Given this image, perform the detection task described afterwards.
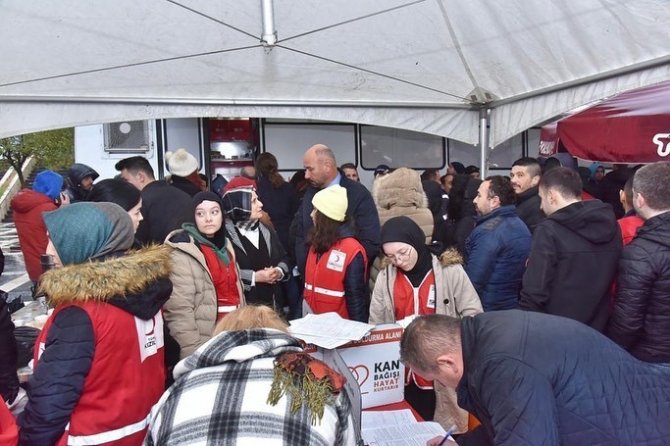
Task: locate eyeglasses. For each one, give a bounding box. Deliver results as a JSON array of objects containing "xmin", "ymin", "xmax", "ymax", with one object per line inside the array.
[{"xmin": 385, "ymin": 247, "xmax": 412, "ymax": 263}]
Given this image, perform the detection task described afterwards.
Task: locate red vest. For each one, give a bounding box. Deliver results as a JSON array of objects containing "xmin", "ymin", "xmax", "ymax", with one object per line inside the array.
[
  {"xmin": 200, "ymin": 245, "xmax": 241, "ymax": 320},
  {"xmin": 618, "ymin": 214, "xmax": 644, "ymax": 246},
  {"xmin": 35, "ymin": 302, "xmax": 166, "ymax": 446},
  {"xmin": 304, "ymin": 237, "xmax": 367, "ymax": 319},
  {"xmin": 393, "ymin": 271, "xmax": 436, "ymax": 389}
]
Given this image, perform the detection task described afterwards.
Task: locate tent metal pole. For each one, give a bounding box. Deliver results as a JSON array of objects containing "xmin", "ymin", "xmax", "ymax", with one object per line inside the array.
[
  {"xmin": 260, "ymin": 0, "xmax": 277, "ymax": 46},
  {"xmin": 479, "ymin": 107, "xmax": 489, "ymax": 178}
]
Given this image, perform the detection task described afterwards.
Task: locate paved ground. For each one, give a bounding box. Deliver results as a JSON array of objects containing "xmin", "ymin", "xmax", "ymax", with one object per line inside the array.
[{"xmin": 0, "ymin": 222, "xmax": 33, "ymax": 303}]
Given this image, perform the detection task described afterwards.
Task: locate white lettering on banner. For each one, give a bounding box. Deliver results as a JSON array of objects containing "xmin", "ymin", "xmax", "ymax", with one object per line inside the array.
[
  {"xmin": 653, "ymin": 133, "xmax": 670, "ymax": 157},
  {"xmin": 326, "ymin": 249, "xmax": 347, "ymax": 272},
  {"xmin": 135, "ymin": 314, "xmax": 164, "ymax": 363}
]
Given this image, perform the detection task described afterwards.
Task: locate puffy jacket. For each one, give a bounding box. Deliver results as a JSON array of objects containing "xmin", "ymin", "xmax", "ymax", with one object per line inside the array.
[
  {"xmin": 618, "ymin": 212, "xmax": 644, "ymax": 246},
  {"xmin": 18, "ymin": 245, "xmax": 172, "ymax": 446},
  {"xmin": 370, "ymin": 168, "xmax": 433, "ymax": 289},
  {"xmin": 515, "ymin": 186, "xmax": 545, "ymax": 233},
  {"xmin": 10, "ymin": 189, "xmax": 58, "ymax": 282},
  {"xmin": 370, "ymin": 249, "xmax": 482, "ymax": 432},
  {"xmin": 520, "ymin": 200, "xmax": 622, "ymax": 332},
  {"xmin": 164, "ymin": 230, "xmax": 245, "ymax": 358},
  {"xmin": 256, "ymin": 175, "xmax": 299, "ymax": 253},
  {"xmin": 607, "ymin": 211, "xmax": 670, "ymax": 362},
  {"xmin": 465, "ymin": 205, "xmax": 531, "ymax": 311},
  {"xmin": 0, "ymin": 299, "xmax": 18, "ymax": 405},
  {"xmin": 456, "ymin": 310, "xmax": 670, "ymax": 446},
  {"xmin": 63, "ymin": 163, "xmax": 99, "ymax": 202}
]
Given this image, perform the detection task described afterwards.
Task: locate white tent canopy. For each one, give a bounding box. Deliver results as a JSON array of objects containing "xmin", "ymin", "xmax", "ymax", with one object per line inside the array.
[{"xmin": 1, "ymin": 0, "xmax": 669, "ymax": 151}]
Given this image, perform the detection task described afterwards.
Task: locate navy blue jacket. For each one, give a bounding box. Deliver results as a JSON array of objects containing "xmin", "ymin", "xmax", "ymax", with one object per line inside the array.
[
  {"xmin": 464, "ymin": 206, "xmax": 531, "ymax": 311},
  {"xmin": 295, "ymin": 176, "xmax": 380, "ymax": 275},
  {"xmin": 456, "ymin": 310, "xmax": 670, "ymax": 446}
]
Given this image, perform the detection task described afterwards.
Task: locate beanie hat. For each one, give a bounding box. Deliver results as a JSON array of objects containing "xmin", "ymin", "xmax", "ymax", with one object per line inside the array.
[
  {"xmin": 222, "ymin": 187, "xmax": 254, "ymax": 223},
  {"xmin": 312, "ymin": 185, "xmax": 347, "ymax": 222},
  {"xmin": 33, "ymin": 170, "xmax": 64, "ymax": 200},
  {"xmin": 223, "ymin": 176, "xmax": 256, "ymax": 193},
  {"xmin": 42, "ymin": 202, "xmax": 134, "ymax": 266},
  {"xmin": 193, "ymin": 191, "xmax": 223, "ymax": 210},
  {"xmin": 165, "ymin": 148, "xmax": 199, "ymax": 177}
]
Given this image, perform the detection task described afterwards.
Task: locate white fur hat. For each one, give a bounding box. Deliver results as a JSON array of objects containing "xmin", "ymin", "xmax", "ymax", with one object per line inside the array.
[{"xmin": 165, "ymin": 148, "xmax": 199, "ymax": 177}]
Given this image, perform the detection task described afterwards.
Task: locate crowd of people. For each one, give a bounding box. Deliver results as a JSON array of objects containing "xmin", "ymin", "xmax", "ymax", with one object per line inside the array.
[{"xmin": 1, "ymin": 144, "xmax": 669, "ymax": 445}]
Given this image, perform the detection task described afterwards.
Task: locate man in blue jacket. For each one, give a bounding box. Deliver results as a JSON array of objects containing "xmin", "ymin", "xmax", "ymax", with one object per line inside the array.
[
  {"xmin": 465, "ymin": 176, "xmax": 531, "ymax": 311},
  {"xmin": 401, "ymin": 311, "xmax": 670, "ymax": 446}
]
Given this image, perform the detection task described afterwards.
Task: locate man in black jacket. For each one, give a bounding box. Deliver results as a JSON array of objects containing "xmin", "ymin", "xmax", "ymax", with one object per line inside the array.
[
  {"xmin": 607, "ymin": 162, "xmax": 670, "ymax": 362},
  {"xmin": 519, "ymin": 167, "xmax": 622, "ymax": 332},
  {"xmin": 401, "ymin": 311, "xmax": 670, "ymax": 446},
  {"xmin": 116, "ymin": 156, "xmax": 194, "ymax": 245},
  {"xmin": 510, "ymin": 157, "xmax": 544, "ymax": 233}
]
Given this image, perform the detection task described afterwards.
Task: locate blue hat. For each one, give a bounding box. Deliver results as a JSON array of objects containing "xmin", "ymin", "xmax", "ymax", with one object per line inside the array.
[{"xmin": 33, "ymin": 170, "xmax": 64, "ymax": 200}]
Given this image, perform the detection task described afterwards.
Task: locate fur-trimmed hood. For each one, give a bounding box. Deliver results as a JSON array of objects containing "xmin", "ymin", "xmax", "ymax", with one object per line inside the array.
[
  {"xmin": 379, "ymin": 247, "xmax": 463, "ymax": 269},
  {"xmin": 372, "ymin": 167, "xmax": 429, "ymax": 210},
  {"xmin": 40, "ymin": 245, "xmax": 173, "ymax": 313}
]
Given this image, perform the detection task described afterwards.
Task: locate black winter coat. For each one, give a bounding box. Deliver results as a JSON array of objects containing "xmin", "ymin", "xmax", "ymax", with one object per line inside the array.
[
  {"xmin": 456, "ymin": 310, "xmax": 670, "ymax": 446},
  {"xmin": 519, "ymin": 200, "xmax": 622, "ymax": 331},
  {"xmin": 256, "ymin": 175, "xmax": 298, "ymax": 253},
  {"xmin": 514, "ymin": 186, "xmax": 545, "ymax": 233},
  {"xmin": 607, "ymin": 211, "xmax": 670, "ymax": 362},
  {"xmin": 0, "ymin": 299, "xmax": 18, "ymax": 404}
]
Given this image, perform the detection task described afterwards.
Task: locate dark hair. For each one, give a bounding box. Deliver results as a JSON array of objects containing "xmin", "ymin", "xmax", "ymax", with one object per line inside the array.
[
  {"xmin": 465, "ymin": 165, "xmax": 480, "ymax": 175},
  {"xmin": 446, "ymin": 174, "xmax": 471, "ymax": 220},
  {"xmin": 114, "ymin": 156, "xmax": 155, "ymax": 179},
  {"xmin": 87, "ymin": 178, "xmax": 141, "ymax": 211},
  {"xmin": 622, "ymin": 175, "xmax": 634, "ymax": 205},
  {"xmin": 420, "ymin": 169, "xmax": 439, "ymax": 182},
  {"xmin": 512, "ymin": 157, "xmax": 542, "ymax": 178},
  {"xmin": 340, "ymin": 162, "xmax": 356, "ymax": 171},
  {"xmin": 256, "ymin": 152, "xmax": 284, "ymax": 189},
  {"xmin": 633, "ymin": 162, "xmax": 670, "ymax": 210},
  {"xmin": 289, "ymin": 169, "xmax": 309, "ymax": 194},
  {"xmin": 307, "ymin": 210, "xmax": 343, "ymax": 254},
  {"xmin": 485, "ymin": 175, "xmax": 516, "ymax": 206},
  {"xmin": 539, "ymin": 167, "xmax": 582, "ymax": 199}
]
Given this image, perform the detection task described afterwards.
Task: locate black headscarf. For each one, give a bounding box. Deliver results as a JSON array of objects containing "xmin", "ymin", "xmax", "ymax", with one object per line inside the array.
[
  {"xmin": 185, "ymin": 191, "xmax": 229, "ymax": 252},
  {"xmin": 381, "ymin": 216, "xmax": 433, "ymax": 287}
]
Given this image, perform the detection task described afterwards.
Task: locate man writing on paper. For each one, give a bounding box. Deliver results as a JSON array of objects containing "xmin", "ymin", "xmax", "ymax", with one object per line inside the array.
[{"xmin": 400, "ymin": 311, "xmax": 670, "ymax": 446}]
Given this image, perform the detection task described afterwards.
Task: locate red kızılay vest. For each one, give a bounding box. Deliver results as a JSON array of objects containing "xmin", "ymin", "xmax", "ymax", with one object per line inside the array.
[
  {"xmin": 304, "ymin": 237, "xmax": 367, "ymax": 320},
  {"xmin": 35, "ymin": 301, "xmax": 166, "ymax": 446},
  {"xmin": 200, "ymin": 244, "xmax": 241, "ymax": 320},
  {"xmin": 394, "ymin": 270, "xmax": 436, "ymax": 389}
]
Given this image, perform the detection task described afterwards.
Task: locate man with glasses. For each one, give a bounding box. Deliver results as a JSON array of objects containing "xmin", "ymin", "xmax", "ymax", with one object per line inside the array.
[{"xmin": 465, "ymin": 176, "xmax": 531, "ymax": 311}]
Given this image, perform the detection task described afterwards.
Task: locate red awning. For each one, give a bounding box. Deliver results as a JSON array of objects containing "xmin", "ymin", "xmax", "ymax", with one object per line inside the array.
[{"xmin": 556, "ymin": 80, "xmax": 670, "ymax": 163}]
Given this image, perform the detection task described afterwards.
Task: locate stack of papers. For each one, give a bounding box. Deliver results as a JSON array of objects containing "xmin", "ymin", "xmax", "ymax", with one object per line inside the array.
[
  {"xmin": 362, "ymin": 409, "xmax": 452, "ymax": 446},
  {"xmin": 288, "ymin": 312, "xmax": 374, "ymax": 348}
]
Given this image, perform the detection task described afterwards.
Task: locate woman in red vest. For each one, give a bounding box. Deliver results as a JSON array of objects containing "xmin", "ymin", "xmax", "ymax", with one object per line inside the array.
[
  {"xmin": 369, "ymin": 216, "xmax": 482, "ymax": 433},
  {"xmin": 18, "ymin": 202, "xmax": 171, "ymax": 445},
  {"xmin": 164, "ymin": 192, "xmax": 245, "ymax": 360},
  {"xmin": 303, "ymin": 185, "xmax": 369, "ymax": 322}
]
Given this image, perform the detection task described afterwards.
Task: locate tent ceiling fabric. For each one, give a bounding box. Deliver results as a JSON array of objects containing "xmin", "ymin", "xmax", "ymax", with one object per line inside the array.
[{"xmin": 1, "ymin": 0, "xmax": 669, "ymax": 146}]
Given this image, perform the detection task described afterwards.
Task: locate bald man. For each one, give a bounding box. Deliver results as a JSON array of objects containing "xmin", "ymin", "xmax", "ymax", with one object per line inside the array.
[{"xmin": 294, "ymin": 144, "xmax": 380, "ymax": 275}]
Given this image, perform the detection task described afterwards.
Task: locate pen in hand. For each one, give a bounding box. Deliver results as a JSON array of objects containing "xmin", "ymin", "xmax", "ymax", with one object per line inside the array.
[{"xmin": 436, "ymin": 424, "xmax": 457, "ymax": 446}]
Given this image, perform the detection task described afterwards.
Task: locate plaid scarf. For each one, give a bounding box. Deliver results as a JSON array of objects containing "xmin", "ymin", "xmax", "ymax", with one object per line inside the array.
[{"xmin": 146, "ymin": 329, "xmax": 357, "ymax": 446}]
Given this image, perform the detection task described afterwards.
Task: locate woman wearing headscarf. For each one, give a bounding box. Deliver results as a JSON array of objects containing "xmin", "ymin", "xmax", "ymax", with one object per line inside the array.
[
  {"xmin": 369, "ymin": 216, "xmax": 482, "ymax": 433},
  {"xmin": 303, "ymin": 186, "xmax": 369, "ymax": 322},
  {"xmin": 164, "ymin": 192, "xmax": 245, "ymax": 360},
  {"xmin": 17, "ymin": 202, "xmax": 172, "ymax": 446},
  {"xmin": 222, "ymin": 183, "xmax": 291, "ymax": 311},
  {"xmin": 145, "ymin": 306, "xmax": 357, "ymax": 445},
  {"xmin": 87, "ymin": 178, "xmax": 143, "ymax": 234}
]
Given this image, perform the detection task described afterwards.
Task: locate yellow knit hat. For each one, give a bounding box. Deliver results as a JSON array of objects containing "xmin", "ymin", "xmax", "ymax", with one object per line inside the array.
[{"xmin": 312, "ymin": 185, "xmax": 348, "ymax": 222}]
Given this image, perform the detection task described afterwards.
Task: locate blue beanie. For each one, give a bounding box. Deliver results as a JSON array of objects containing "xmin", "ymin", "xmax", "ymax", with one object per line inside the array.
[{"xmin": 33, "ymin": 170, "xmax": 64, "ymax": 200}]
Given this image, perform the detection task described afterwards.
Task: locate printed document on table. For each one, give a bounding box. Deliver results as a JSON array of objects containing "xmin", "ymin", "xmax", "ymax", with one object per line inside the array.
[
  {"xmin": 362, "ymin": 409, "xmax": 452, "ymax": 446},
  {"xmin": 288, "ymin": 312, "xmax": 374, "ymax": 348}
]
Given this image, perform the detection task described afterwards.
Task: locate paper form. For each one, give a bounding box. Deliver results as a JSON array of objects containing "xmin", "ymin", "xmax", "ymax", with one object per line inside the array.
[
  {"xmin": 362, "ymin": 409, "xmax": 452, "ymax": 446},
  {"xmin": 288, "ymin": 312, "xmax": 374, "ymax": 348}
]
